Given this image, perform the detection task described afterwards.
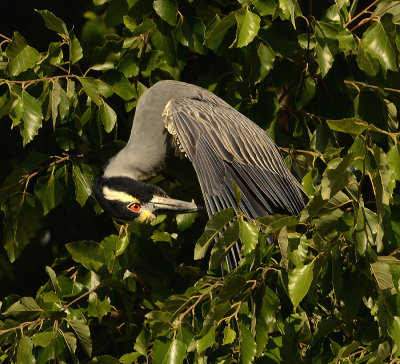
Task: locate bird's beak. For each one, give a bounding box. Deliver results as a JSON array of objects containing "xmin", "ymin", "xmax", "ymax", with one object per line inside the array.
[{"xmin": 149, "ymin": 195, "xmax": 203, "ymax": 213}]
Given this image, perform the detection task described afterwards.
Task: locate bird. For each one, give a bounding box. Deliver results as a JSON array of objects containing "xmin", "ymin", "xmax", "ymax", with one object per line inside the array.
[{"xmin": 93, "ymin": 80, "xmax": 308, "ymax": 270}]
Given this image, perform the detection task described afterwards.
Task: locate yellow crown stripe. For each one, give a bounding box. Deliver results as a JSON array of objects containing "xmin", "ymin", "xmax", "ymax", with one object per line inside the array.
[{"xmin": 103, "ymin": 186, "xmax": 140, "ymax": 204}]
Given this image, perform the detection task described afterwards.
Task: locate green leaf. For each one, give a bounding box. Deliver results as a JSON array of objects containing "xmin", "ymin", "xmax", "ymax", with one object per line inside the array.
[
  {"xmin": 34, "ymin": 174, "xmax": 64, "ymax": 215},
  {"xmin": 278, "ymin": 227, "xmax": 289, "ymax": 269},
  {"xmin": 356, "ymin": 38, "xmax": 380, "ymax": 76},
  {"xmin": 100, "ymin": 70, "xmax": 135, "ymax": 100},
  {"xmin": 5, "ymin": 32, "xmax": 40, "ymax": 76},
  {"xmin": 68, "ymin": 319, "xmax": 92, "ymax": 357},
  {"xmin": 120, "ymin": 352, "xmax": 142, "ymax": 364},
  {"xmin": 234, "ymin": 8, "xmax": 260, "ymax": 48},
  {"xmin": 61, "ymin": 331, "xmax": 77, "ymax": 355},
  {"xmin": 223, "ymin": 325, "xmax": 236, "ymax": 345},
  {"xmin": 45, "ymin": 266, "xmax": 61, "ymax": 295},
  {"xmin": 194, "ymin": 208, "xmax": 235, "ymax": 260},
  {"xmin": 1, "ymin": 193, "xmax": 42, "ymax": 262},
  {"xmin": 51, "ymin": 79, "xmax": 61, "ymax": 128},
  {"xmin": 239, "ymin": 220, "xmax": 259, "ymax": 255},
  {"xmin": 326, "ymin": 117, "xmax": 368, "ymax": 134},
  {"xmin": 204, "ymin": 13, "xmax": 236, "ymax": 50},
  {"xmin": 4, "ymin": 296, "xmax": 43, "ymax": 316},
  {"xmin": 176, "ymin": 212, "xmax": 197, "ymax": 231},
  {"xmin": 72, "ymin": 163, "xmax": 94, "ymax": 207},
  {"xmin": 9, "ymin": 95, "xmax": 23, "ymax": 126},
  {"xmin": 78, "ymin": 77, "xmax": 100, "ymax": 105},
  {"xmin": 134, "ymin": 328, "xmax": 150, "ymax": 356},
  {"xmin": 258, "ymin": 214, "xmax": 299, "ymax": 234},
  {"xmin": 314, "ymin": 21, "xmax": 355, "ymax": 77},
  {"xmin": 361, "ymin": 16, "xmax": 398, "ymax": 74},
  {"xmin": 371, "ymin": 262, "xmax": 396, "ymax": 295},
  {"xmin": 388, "ymin": 144, "xmax": 400, "ymax": 181},
  {"xmin": 152, "ymin": 337, "xmax": 187, "ymax": 364},
  {"xmin": 353, "ymin": 204, "xmax": 377, "ymax": 256},
  {"xmin": 321, "ymin": 154, "xmax": 355, "ymax": 200},
  {"xmin": 196, "ymin": 327, "xmax": 215, "ymax": 354},
  {"xmin": 153, "ymin": 0, "xmax": 178, "ymax": 26},
  {"xmin": 32, "ymin": 332, "xmax": 54, "ymax": 347},
  {"xmin": 219, "ymin": 273, "xmax": 246, "ymax": 301},
  {"xmin": 152, "ymin": 230, "xmax": 172, "ymax": 243},
  {"xmin": 368, "ymin": 145, "xmax": 392, "ymax": 251},
  {"xmin": 239, "ymin": 324, "xmax": 256, "ymax": 364},
  {"xmin": 87, "ymin": 293, "xmax": 112, "ymax": 321},
  {"xmin": 175, "ymin": 15, "xmax": 206, "ymax": 54},
  {"xmin": 69, "ymin": 29, "xmax": 83, "ymax": 64},
  {"xmin": 99, "ymin": 99, "xmax": 117, "ymax": 133},
  {"xmin": 115, "ymin": 231, "xmax": 130, "ymax": 256},
  {"xmin": 279, "ymin": 0, "xmax": 302, "ymax": 28},
  {"xmin": 387, "ymin": 316, "xmax": 400, "ymax": 357},
  {"xmin": 256, "ymin": 286, "xmax": 280, "ymax": 356},
  {"xmin": 210, "ymin": 220, "xmax": 239, "ymax": 269},
  {"xmin": 250, "ymin": 42, "xmax": 275, "ymax": 84},
  {"xmin": 253, "ymin": 0, "xmax": 278, "ymax": 16},
  {"xmin": 288, "ymin": 260, "xmax": 315, "ymax": 309},
  {"xmin": 66, "ymin": 240, "xmax": 105, "ymax": 272},
  {"xmin": 20, "ymin": 91, "xmax": 44, "ymax": 146},
  {"xmin": 35, "ymin": 9, "xmax": 68, "ymax": 38},
  {"xmin": 16, "ymin": 335, "xmax": 35, "ymax": 364}
]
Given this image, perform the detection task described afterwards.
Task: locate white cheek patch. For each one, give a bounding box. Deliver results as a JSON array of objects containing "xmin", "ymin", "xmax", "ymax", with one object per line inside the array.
[
  {"xmin": 136, "ymin": 210, "xmax": 156, "ymax": 223},
  {"xmin": 103, "ymin": 186, "xmax": 139, "ymax": 204}
]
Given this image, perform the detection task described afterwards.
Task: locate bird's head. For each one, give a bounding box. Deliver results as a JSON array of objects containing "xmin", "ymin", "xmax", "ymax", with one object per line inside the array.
[{"xmin": 93, "ymin": 175, "xmax": 201, "ymax": 223}]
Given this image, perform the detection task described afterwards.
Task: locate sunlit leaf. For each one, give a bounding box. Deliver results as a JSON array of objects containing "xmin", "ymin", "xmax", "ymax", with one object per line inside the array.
[
  {"xmin": 69, "ymin": 29, "xmax": 83, "ymax": 64},
  {"xmin": 361, "ymin": 15, "xmax": 398, "ymax": 74},
  {"xmin": 239, "ymin": 324, "xmax": 256, "ymax": 364},
  {"xmin": 34, "ymin": 174, "xmax": 64, "ymax": 215},
  {"xmin": 239, "ymin": 220, "xmax": 258, "ymax": 255},
  {"xmin": 5, "ymin": 32, "xmax": 40, "ymax": 76},
  {"xmin": 279, "ymin": 0, "xmax": 302, "ymax": 28},
  {"xmin": 288, "ymin": 260, "xmax": 315, "ymax": 309},
  {"xmin": 72, "ymin": 163, "xmax": 94, "ymax": 207},
  {"xmin": 99, "ymin": 99, "xmax": 117, "ymax": 133},
  {"xmin": 68, "ymin": 319, "xmax": 92, "ymax": 357},
  {"xmin": 152, "ymin": 337, "xmax": 187, "ymax": 364},
  {"xmin": 66, "ymin": 240, "xmax": 105, "ymax": 272},
  {"xmin": 20, "ymin": 91, "xmax": 44, "ymax": 146},
  {"xmin": 194, "ymin": 208, "xmax": 235, "ymax": 260},
  {"xmin": 36, "ymin": 9, "xmax": 68, "ymax": 38},
  {"xmin": 16, "ymin": 335, "xmax": 35, "ymax": 364},
  {"xmin": 234, "ymin": 8, "xmax": 260, "ymax": 48},
  {"xmin": 153, "ymin": 0, "xmax": 178, "ymax": 26},
  {"xmin": 78, "ymin": 77, "xmax": 100, "ymax": 105}
]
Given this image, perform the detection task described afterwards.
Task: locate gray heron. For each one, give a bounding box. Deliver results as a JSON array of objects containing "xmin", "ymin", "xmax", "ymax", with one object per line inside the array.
[{"xmin": 93, "ymin": 80, "xmax": 308, "ymax": 270}]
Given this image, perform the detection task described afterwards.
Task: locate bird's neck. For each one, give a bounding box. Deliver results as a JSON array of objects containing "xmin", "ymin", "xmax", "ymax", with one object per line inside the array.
[{"xmin": 103, "ymin": 135, "xmax": 169, "ymax": 181}]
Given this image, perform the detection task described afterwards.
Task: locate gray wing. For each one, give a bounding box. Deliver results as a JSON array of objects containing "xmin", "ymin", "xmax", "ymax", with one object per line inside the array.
[{"xmin": 163, "ymin": 95, "xmax": 308, "ymax": 221}]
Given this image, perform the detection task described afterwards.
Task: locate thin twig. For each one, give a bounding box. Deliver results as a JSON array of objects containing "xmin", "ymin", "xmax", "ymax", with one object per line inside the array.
[
  {"xmin": 344, "ymin": 80, "xmax": 400, "ymax": 94},
  {"xmin": 0, "ymin": 318, "xmax": 50, "ymax": 336},
  {"xmin": 346, "ymin": 0, "xmax": 380, "ymax": 26},
  {"xmin": 0, "ymin": 33, "xmax": 11, "ymax": 41},
  {"xmin": 62, "ymin": 286, "xmax": 98, "ymax": 311},
  {"xmin": 174, "ymin": 281, "xmax": 222, "ymax": 336},
  {"xmin": 0, "ymin": 74, "xmax": 78, "ymax": 89}
]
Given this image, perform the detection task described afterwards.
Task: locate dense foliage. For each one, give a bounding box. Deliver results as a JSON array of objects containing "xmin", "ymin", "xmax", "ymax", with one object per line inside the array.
[{"xmin": 1, "ymin": 0, "xmax": 400, "ymax": 362}]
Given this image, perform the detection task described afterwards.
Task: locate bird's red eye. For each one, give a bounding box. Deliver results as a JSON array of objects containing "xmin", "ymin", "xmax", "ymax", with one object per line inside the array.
[{"xmin": 129, "ymin": 203, "xmax": 141, "ymax": 212}]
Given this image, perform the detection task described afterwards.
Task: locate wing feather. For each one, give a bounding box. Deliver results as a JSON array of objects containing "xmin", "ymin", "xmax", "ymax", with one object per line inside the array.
[
  {"xmin": 162, "ymin": 94, "xmax": 308, "ymax": 269},
  {"xmin": 163, "ymin": 96, "xmax": 307, "ymax": 217}
]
